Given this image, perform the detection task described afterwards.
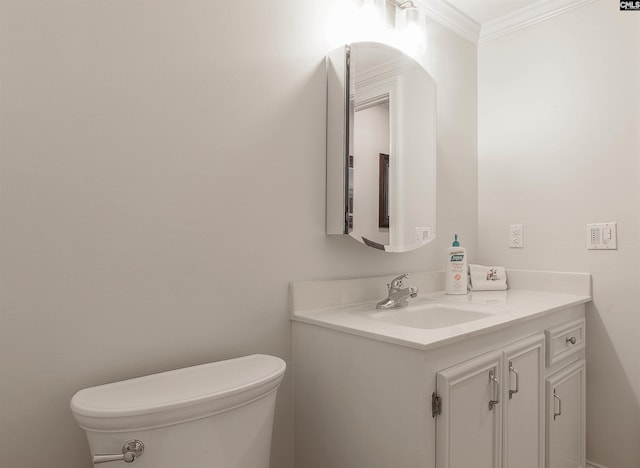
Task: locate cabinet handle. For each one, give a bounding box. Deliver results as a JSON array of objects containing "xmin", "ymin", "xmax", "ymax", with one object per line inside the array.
[
  {"xmin": 509, "ymin": 362, "xmax": 519, "ymax": 399},
  {"xmin": 566, "ymin": 336, "xmax": 577, "ymax": 345},
  {"xmin": 489, "ymin": 369, "xmax": 500, "ymax": 410},
  {"xmin": 553, "ymin": 390, "xmax": 562, "ymax": 420}
]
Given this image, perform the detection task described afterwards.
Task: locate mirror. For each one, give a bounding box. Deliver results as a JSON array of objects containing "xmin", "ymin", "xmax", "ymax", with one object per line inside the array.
[{"xmin": 326, "ymin": 42, "xmax": 437, "ymax": 252}]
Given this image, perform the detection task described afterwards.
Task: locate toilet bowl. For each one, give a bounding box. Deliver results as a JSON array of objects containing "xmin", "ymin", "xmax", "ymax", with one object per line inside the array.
[{"xmin": 70, "ymin": 354, "xmax": 286, "ymax": 467}]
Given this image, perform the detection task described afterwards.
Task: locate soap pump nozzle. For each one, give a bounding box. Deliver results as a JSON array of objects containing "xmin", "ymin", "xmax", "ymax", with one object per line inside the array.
[{"xmin": 452, "ymin": 234, "xmax": 460, "ymax": 247}]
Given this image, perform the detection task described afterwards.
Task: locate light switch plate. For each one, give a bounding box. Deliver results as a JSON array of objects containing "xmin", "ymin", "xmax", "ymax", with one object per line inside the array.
[{"xmin": 587, "ymin": 222, "xmax": 617, "ymax": 250}]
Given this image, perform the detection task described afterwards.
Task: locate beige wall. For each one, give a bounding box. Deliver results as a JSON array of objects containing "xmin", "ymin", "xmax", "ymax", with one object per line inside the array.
[
  {"xmin": 478, "ymin": 1, "xmax": 640, "ymax": 466},
  {"xmin": 0, "ymin": 1, "xmax": 477, "ymax": 467}
]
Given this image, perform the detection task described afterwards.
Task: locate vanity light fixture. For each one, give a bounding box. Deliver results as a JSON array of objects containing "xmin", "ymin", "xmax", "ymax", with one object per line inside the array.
[
  {"xmin": 399, "ymin": 1, "xmax": 420, "ymax": 28},
  {"xmin": 392, "ymin": 0, "xmax": 425, "ymax": 56},
  {"xmin": 397, "ymin": 1, "xmax": 417, "ymax": 9},
  {"xmin": 326, "ymin": 0, "xmax": 426, "ymax": 55},
  {"xmin": 326, "ymin": 0, "xmax": 392, "ymax": 47},
  {"xmin": 384, "ymin": 0, "xmax": 420, "ymax": 28},
  {"xmin": 359, "ymin": 0, "xmax": 387, "ymax": 31}
]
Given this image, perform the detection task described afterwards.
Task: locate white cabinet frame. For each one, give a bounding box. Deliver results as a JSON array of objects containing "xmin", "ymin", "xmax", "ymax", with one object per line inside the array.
[{"xmin": 545, "ymin": 359, "xmax": 586, "ymax": 468}]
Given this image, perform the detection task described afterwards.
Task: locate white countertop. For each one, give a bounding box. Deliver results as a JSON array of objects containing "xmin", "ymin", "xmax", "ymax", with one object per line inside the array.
[{"xmin": 291, "ymin": 289, "xmax": 591, "ymax": 351}]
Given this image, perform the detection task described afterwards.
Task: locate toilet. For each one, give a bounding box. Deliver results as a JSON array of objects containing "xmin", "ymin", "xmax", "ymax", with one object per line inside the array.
[{"xmin": 70, "ymin": 354, "xmax": 285, "ymax": 467}]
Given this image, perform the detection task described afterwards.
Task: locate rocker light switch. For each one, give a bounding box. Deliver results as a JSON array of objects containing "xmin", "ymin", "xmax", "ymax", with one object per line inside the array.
[{"xmin": 587, "ymin": 222, "xmax": 617, "ymax": 250}]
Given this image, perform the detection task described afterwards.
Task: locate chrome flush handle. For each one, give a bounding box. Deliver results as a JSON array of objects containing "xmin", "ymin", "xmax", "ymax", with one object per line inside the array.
[{"xmin": 93, "ymin": 440, "xmax": 144, "ymax": 464}]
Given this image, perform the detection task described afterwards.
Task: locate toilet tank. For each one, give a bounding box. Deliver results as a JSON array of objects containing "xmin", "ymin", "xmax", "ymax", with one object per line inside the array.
[{"xmin": 71, "ymin": 354, "xmax": 286, "ymax": 468}]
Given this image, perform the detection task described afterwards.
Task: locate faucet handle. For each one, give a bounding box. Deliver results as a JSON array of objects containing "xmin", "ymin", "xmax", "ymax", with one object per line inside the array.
[{"xmin": 390, "ymin": 273, "xmax": 409, "ymax": 290}]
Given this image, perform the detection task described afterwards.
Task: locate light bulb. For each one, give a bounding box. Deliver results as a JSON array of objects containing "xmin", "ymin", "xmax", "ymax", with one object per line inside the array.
[{"xmin": 397, "ymin": 5, "xmax": 425, "ymax": 57}]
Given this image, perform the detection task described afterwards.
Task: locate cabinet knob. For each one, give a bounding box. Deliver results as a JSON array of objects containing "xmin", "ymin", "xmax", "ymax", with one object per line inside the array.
[{"xmin": 566, "ymin": 336, "xmax": 577, "ymax": 345}]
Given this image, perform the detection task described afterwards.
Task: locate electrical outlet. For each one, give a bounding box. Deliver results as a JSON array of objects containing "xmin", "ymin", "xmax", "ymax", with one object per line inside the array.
[
  {"xmin": 510, "ymin": 224, "xmax": 523, "ymax": 248},
  {"xmin": 415, "ymin": 227, "xmax": 433, "ymax": 243}
]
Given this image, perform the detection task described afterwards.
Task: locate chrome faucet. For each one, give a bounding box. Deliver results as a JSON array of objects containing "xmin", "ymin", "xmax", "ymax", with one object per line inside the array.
[{"xmin": 376, "ymin": 273, "xmax": 418, "ymax": 309}]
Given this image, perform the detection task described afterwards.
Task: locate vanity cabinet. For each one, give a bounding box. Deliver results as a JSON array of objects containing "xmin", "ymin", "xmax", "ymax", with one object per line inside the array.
[
  {"xmin": 291, "ymin": 280, "xmax": 590, "ymax": 468},
  {"xmin": 545, "ymin": 318, "xmax": 586, "ymax": 468},
  {"xmin": 435, "ymin": 334, "xmax": 545, "ymax": 468},
  {"xmin": 545, "ymin": 359, "xmax": 586, "ymax": 468},
  {"xmin": 435, "ymin": 350, "xmax": 503, "ymax": 468}
]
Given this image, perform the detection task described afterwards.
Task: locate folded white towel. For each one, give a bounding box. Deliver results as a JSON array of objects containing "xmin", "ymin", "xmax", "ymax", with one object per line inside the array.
[{"xmin": 469, "ymin": 264, "xmax": 507, "ymax": 291}]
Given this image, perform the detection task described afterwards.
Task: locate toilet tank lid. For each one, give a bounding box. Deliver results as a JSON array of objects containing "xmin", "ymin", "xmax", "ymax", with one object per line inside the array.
[{"xmin": 70, "ymin": 354, "xmax": 286, "ymax": 423}]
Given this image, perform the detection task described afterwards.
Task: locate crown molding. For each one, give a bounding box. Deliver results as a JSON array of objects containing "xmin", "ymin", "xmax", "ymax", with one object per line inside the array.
[
  {"xmin": 413, "ymin": 0, "xmax": 597, "ymax": 46},
  {"xmin": 413, "ymin": 0, "xmax": 481, "ymax": 44},
  {"xmin": 478, "ymin": 0, "xmax": 598, "ymax": 44}
]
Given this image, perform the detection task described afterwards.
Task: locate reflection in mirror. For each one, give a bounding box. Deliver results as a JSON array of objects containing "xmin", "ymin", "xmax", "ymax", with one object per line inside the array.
[
  {"xmin": 326, "ymin": 42, "xmax": 437, "ymax": 252},
  {"xmin": 353, "ymin": 96, "xmax": 390, "ymax": 246}
]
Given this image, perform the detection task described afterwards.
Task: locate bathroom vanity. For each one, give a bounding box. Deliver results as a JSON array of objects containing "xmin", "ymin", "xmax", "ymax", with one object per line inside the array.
[{"xmin": 290, "ymin": 270, "xmax": 590, "ymax": 468}]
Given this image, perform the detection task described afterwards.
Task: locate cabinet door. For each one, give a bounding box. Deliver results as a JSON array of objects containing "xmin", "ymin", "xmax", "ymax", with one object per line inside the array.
[
  {"xmin": 502, "ymin": 334, "xmax": 545, "ymax": 468},
  {"xmin": 546, "ymin": 359, "xmax": 586, "ymax": 468},
  {"xmin": 436, "ymin": 350, "xmax": 503, "ymax": 468}
]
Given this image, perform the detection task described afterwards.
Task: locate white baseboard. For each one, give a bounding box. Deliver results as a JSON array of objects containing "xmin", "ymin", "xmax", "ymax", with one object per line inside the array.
[{"xmin": 587, "ymin": 461, "xmax": 608, "ymax": 468}]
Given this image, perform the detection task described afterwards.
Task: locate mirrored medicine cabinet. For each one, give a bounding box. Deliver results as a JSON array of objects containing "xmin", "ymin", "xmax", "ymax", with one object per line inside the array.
[{"xmin": 326, "ymin": 41, "xmax": 437, "ymax": 252}]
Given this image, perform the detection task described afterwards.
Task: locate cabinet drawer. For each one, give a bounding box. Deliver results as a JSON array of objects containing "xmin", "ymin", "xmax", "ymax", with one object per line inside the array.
[{"xmin": 545, "ymin": 318, "xmax": 585, "ymax": 367}]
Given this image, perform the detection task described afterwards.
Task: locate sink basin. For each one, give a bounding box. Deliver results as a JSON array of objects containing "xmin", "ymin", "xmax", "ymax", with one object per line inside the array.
[{"xmin": 368, "ymin": 302, "xmax": 500, "ymax": 329}]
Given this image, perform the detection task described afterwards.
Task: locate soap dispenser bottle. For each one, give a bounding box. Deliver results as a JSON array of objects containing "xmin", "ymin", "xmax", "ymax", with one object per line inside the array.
[{"xmin": 446, "ymin": 234, "xmax": 468, "ymax": 295}]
